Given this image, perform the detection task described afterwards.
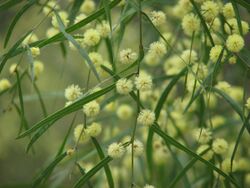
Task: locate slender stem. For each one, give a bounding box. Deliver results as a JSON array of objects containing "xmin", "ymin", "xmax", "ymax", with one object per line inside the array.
[{"xmin": 131, "ymin": 0, "xmax": 143, "ymax": 187}]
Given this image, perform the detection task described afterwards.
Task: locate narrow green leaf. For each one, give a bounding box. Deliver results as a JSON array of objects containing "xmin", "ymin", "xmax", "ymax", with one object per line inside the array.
[
  {"xmin": 230, "ymin": 113, "xmax": 250, "ymax": 172},
  {"xmin": 74, "ymin": 156, "xmax": 113, "ymax": 188},
  {"xmin": 16, "ymin": 70, "xmax": 28, "ymax": 133},
  {"xmin": 56, "ymin": 114, "xmax": 76, "ymax": 156},
  {"xmin": 91, "ymin": 137, "xmax": 114, "ymax": 188},
  {"xmin": 146, "ymin": 67, "xmax": 187, "ymax": 175},
  {"xmin": 102, "ymin": 0, "xmax": 112, "ymax": 31},
  {"xmin": 55, "ymin": 11, "xmax": 100, "ymax": 82},
  {"xmin": 0, "ymin": 0, "xmax": 22, "ymax": 11},
  {"xmin": 189, "ymin": 0, "xmax": 215, "ymax": 46},
  {"xmin": 0, "ymin": 30, "xmax": 32, "ymax": 73},
  {"xmin": 0, "ymin": 0, "xmax": 122, "ymax": 65},
  {"xmin": 32, "ymin": 152, "xmax": 67, "ymax": 188},
  {"xmin": 4, "ymin": 0, "xmax": 37, "ymax": 48},
  {"xmin": 235, "ymin": 0, "xmax": 250, "ymax": 10},
  {"xmin": 229, "ymin": 0, "xmax": 243, "ymax": 36},
  {"xmin": 68, "ymin": 0, "xmax": 84, "ymax": 25},
  {"xmin": 151, "ymin": 123, "xmax": 240, "ymax": 188},
  {"xmin": 169, "ymin": 148, "xmax": 210, "ymax": 188},
  {"xmin": 17, "ymin": 84, "xmax": 115, "ymax": 138}
]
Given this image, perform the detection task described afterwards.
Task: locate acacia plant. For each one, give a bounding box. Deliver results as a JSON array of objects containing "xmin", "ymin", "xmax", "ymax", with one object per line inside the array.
[{"xmin": 0, "ymin": 0, "xmax": 250, "ymax": 187}]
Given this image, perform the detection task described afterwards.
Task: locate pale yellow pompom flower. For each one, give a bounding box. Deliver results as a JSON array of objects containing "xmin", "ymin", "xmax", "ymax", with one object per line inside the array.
[
  {"xmin": 51, "ymin": 11, "xmax": 69, "ymax": 28},
  {"xmin": 0, "ymin": 79, "xmax": 11, "ymax": 91},
  {"xmin": 89, "ymin": 52, "xmax": 103, "ymax": 67},
  {"xmin": 83, "ymin": 100, "xmax": 100, "ymax": 117},
  {"xmin": 128, "ymin": 139, "xmax": 144, "ymax": 156},
  {"xmin": 46, "ymin": 27, "xmax": 59, "ymax": 38},
  {"xmin": 181, "ymin": 49, "xmax": 198, "ymax": 63},
  {"xmin": 96, "ymin": 20, "xmax": 110, "ymax": 38},
  {"xmin": 33, "ymin": 60, "xmax": 44, "ymax": 78},
  {"xmin": 149, "ymin": 10, "xmax": 166, "ymax": 27},
  {"xmin": 182, "ymin": 13, "xmax": 200, "ymax": 36},
  {"xmin": 209, "ymin": 45, "xmax": 227, "ymax": 63},
  {"xmin": 201, "ymin": 1, "xmax": 220, "ymax": 22},
  {"xmin": 86, "ymin": 122, "xmax": 102, "ymax": 137},
  {"xmin": 137, "ymin": 109, "xmax": 156, "ymax": 126},
  {"xmin": 215, "ymin": 81, "xmax": 231, "ymax": 93},
  {"xmin": 64, "ymin": 84, "xmax": 82, "ymax": 101},
  {"xmin": 224, "ymin": 18, "xmax": 249, "ymax": 35},
  {"xmin": 9, "ymin": 63, "xmax": 18, "ymax": 74},
  {"xmin": 226, "ymin": 34, "xmax": 244, "ymax": 53},
  {"xmin": 193, "ymin": 128, "xmax": 212, "ymax": 144},
  {"xmin": 116, "ymin": 104, "xmax": 133, "ymax": 120},
  {"xmin": 196, "ymin": 145, "xmax": 214, "ymax": 161},
  {"xmin": 245, "ymin": 98, "xmax": 250, "ymax": 110},
  {"xmin": 74, "ymin": 124, "xmax": 90, "ymax": 143},
  {"xmin": 107, "ymin": 142, "xmax": 125, "ymax": 158},
  {"xmin": 148, "ymin": 41, "xmax": 166, "ymax": 57},
  {"xmin": 119, "ymin": 48, "xmax": 138, "ymax": 64},
  {"xmin": 223, "ymin": 3, "xmax": 235, "ymax": 19},
  {"xmin": 83, "ymin": 29, "xmax": 100, "ymax": 46},
  {"xmin": 30, "ymin": 47, "xmax": 40, "ymax": 57},
  {"xmin": 80, "ymin": 0, "xmax": 96, "ymax": 14},
  {"xmin": 116, "ymin": 78, "xmax": 133, "ymax": 95},
  {"xmin": 212, "ymin": 138, "xmax": 228, "ymax": 155},
  {"xmin": 135, "ymin": 73, "xmax": 153, "ymax": 91}
]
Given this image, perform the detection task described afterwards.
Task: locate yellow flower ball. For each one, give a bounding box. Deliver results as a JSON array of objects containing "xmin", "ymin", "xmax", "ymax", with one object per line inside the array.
[{"xmin": 226, "ymin": 34, "xmax": 244, "ymax": 53}]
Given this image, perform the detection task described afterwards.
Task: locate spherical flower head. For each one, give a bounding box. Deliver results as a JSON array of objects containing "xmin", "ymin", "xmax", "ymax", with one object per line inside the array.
[
  {"xmin": 86, "ymin": 122, "xmax": 102, "ymax": 137},
  {"xmin": 80, "ymin": 0, "xmax": 96, "ymax": 14},
  {"xmin": 0, "ymin": 78, "xmax": 11, "ymax": 91},
  {"xmin": 224, "ymin": 19, "xmax": 249, "ymax": 36},
  {"xmin": 128, "ymin": 140, "xmax": 144, "ymax": 157},
  {"xmin": 181, "ymin": 49, "xmax": 198, "ymax": 63},
  {"xmin": 226, "ymin": 34, "xmax": 244, "ymax": 53},
  {"xmin": 193, "ymin": 128, "xmax": 212, "ymax": 144},
  {"xmin": 215, "ymin": 81, "xmax": 231, "ymax": 93},
  {"xmin": 65, "ymin": 84, "xmax": 82, "ymax": 101},
  {"xmin": 107, "ymin": 142, "xmax": 125, "ymax": 158},
  {"xmin": 116, "ymin": 104, "xmax": 133, "ymax": 120},
  {"xmin": 51, "ymin": 11, "xmax": 69, "ymax": 28},
  {"xmin": 209, "ymin": 45, "xmax": 227, "ymax": 63},
  {"xmin": 74, "ymin": 124, "xmax": 90, "ymax": 143},
  {"xmin": 135, "ymin": 73, "xmax": 153, "ymax": 91},
  {"xmin": 229, "ymin": 56, "xmax": 237, "ymax": 64},
  {"xmin": 22, "ymin": 33, "xmax": 38, "ymax": 46},
  {"xmin": 196, "ymin": 144, "xmax": 214, "ymax": 161},
  {"xmin": 137, "ymin": 109, "xmax": 155, "ymax": 126},
  {"xmin": 212, "ymin": 138, "xmax": 228, "ymax": 155},
  {"xmin": 66, "ymin": 148, "xmax": 75, "ymax": 156},
  {"xmin": 116, "ymin": 78, "xmax": 133, "ymax": 95},
  {"xmin": 201, "ymin": 1, "xmax": 220, "ymax": 22},
  {"xmin": 74, "ymin": 13, "xmax": 87, "ymax": 24},
  {"xmin": 144, "ymin": 184, "xmax": 155, "ymax": 188},
  {"xmin": 42, "ymin": 1, "xmax": 58, "ymax": 15},
  {"xmin": 223, "ymin": 3, "xmax": 235, "ymax": 19},
  {"xmin": 89, "ymin": 52, "xmax": 103, "ymax": 67},
  {"xmin": 182, "ymin": 13, "xmax": 200, "ymax": 36},
  {"xmin": 83, "ymin": 29, "xmax": 100, "ymax": 46},
  {"xmin": 149, "ymin": 10, "xmax": 166, "ymax": 27},
  {"xmin": 144, "ymin": 52, "xmax": 160, "ymax": 66},
  {"xmin": 46, "ymin": 27, "xmax": 59, "ymax": 38},
  {"xmin": 221, "ymin": 158, "xmax": 237, "ymax": 173},
  {"xmin": 83, "ymin": 100, "xmax": 100, "ymax": 117},
  {"xmin": 119, "ymin": 48, "xmax": 138, "ymax": 64},
  {"xmin": 210, "ymin": 18, "xmax": 221, "ymax": 32},
  {"xmin": 148, "ymin": 41, "xmax": 166, "ymax": 57},
  {"xmin": 96, "ymin": 20, "xmax": 110, "ymax": 38},
  {"xmin": 245, "ymin": 98, "xmax": 250, "ymax": 110},
  {"xmin": 33, "ymin": 60, "xmax": 44, "ymax": 78},
  {"xmin": 9, "ymin": 63, "xmax": 18, "ymax": 74},
  {"xmin": 30, "ymin": 47, "xmax": 40, "ymax": 57}
]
